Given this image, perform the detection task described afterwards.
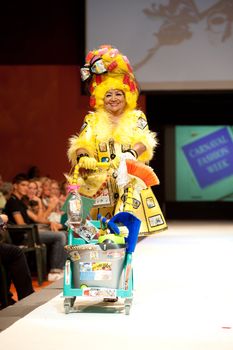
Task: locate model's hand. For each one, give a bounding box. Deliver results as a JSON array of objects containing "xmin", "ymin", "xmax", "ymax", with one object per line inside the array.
[{"xmin": 79, "ymin": 156, "xmax": 97, "ymax": 170}]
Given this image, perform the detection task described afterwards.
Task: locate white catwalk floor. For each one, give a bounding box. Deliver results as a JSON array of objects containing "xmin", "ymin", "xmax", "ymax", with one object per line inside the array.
[{"xmin": 1, "ymin": 220, "xmax": 233, "ymax": 349}]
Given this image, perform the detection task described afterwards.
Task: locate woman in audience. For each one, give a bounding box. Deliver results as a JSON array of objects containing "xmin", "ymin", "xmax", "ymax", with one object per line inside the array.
[
  {"xmin": 59, "ymin": 180, "xmax": 69, "ymax": 209},
  {"xmin": 35, "ymin": 178, "xmax": 43, "ymax": 198},
  {"xmin": 40, "ymin": 177, "xmax": 52, "ymax": 209},
  {"xmin": 27, "ymin": 179, "xmax": 39, "ymax": 200},
  {"xmin": 50, "ymin": 179, "xmax": 61, "ymax": 198},
  {"xmin": 40, "ymin": 178, "xmax": 64, "ymax": 224},
  {"xmin": 27, "ymin": 179, "xmax": 58, "ymax": 222},
  {"xmin": 0, "ymin": 182, "xmax": 13, "ymax": 212}
]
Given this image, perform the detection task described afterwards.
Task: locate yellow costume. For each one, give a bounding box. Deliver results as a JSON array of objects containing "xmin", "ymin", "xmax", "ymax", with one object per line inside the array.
[{"xmin": 67, "ymin": 45, "xmax": 167, "ymax": 235}]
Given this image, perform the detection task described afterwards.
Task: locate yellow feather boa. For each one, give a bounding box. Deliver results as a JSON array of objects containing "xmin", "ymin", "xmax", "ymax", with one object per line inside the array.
[{"xmin": 68, "ymin": 109, "xmax": 157, "ymax": 165}]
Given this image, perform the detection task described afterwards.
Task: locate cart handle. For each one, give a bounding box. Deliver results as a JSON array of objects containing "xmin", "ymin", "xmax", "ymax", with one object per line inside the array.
[
  {"xmin": 97, "ymin": 214, "xmax": 120, "ymax": 234},
  {"xmin": 71, "ymin": 162, "xmax": 110, "ymax": 186}
]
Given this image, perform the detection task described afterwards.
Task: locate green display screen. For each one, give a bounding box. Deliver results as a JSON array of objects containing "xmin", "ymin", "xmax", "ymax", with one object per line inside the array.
[{"xmin": 175, "ymin": 126, "xmax": 233, "ymax": 201}]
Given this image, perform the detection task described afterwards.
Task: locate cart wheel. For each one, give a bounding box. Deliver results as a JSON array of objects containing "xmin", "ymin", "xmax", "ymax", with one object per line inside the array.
[
  {"xmin": 64, "ymin": 305, "xmax": 70, "ymax": 314},
  {"xmin": 125, "ymin": 304, "xmax": 131, "ymax": 315},
  {"xmin": 64, "ymin": 297, "xmax": 76, "ymax": 314},
  {"xmin": 124, "ymin": 298, "xmax": 132, "ymax": 315}
]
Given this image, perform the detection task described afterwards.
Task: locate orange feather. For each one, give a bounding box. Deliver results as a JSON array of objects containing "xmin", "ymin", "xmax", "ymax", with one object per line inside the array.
[{"xmin": 126, "ymin": 159, "xmax": 160, "ymax": 187}]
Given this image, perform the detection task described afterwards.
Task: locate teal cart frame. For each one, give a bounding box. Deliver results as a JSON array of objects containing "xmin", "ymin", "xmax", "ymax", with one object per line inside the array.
[{"xmin": 63, "ymin": 212, "xmax": 141, "ymax": 315}]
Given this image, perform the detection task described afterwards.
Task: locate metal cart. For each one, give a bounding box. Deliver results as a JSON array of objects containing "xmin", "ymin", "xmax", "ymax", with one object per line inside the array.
[{"xmin": 63, "ymin": 211, "xmax": 141, "ymax": 315}]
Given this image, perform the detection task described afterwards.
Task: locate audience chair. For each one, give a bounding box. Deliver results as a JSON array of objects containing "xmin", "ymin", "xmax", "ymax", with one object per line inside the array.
[
  {"xmin": 7, "ymin": 224, "xmax": 47, "ymax": 285},
  {"xmin": 0, "ymin": 255, "xmax": 9, "ymax": 308}
]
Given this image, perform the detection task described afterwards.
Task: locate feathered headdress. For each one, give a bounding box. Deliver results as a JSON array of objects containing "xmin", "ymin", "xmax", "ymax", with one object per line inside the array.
[{"xmin": 81, "ymin": 45, "xmax": 139, "ymax": 110}]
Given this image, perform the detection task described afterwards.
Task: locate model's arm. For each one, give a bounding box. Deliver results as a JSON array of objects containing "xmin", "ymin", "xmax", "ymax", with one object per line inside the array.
[
  {"xmin": 133, "ymin": 142, "xmax": 147, "ymax": 157},
  {"xmin": 67, "ymin": 114, "xmax": 96, "ymax": 166}
]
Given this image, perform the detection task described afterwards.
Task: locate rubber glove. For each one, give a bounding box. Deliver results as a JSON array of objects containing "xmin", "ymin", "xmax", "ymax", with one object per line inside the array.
[
  {"xmin": 123, "ymin": 151, "xmax": 137, "ymax": 161},
  {"xmin": 111, "ymin": 150, "xmax": 136, "ymax": 170}
]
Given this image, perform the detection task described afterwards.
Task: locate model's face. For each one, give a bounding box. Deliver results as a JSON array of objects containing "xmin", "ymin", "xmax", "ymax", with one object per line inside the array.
[{"xmin": 104, "ymin": 89, "xmax": 126, "ymax": 116}]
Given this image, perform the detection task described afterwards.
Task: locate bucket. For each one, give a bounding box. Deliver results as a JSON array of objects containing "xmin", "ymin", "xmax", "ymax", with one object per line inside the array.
[{"xmin": 65, "ymin": 244, "xmax": 126, "ymax": 289}]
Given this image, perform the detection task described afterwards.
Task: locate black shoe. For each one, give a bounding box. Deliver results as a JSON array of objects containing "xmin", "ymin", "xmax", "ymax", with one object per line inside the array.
[{"xmin": 0, "ymin": 297, "xmax": 16, "ymax": 310}]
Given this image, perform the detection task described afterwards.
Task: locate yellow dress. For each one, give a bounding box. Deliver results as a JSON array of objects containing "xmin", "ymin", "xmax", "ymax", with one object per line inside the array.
[{"xmin": 68, "ymin": 109, "xmax": 167, "ymax": 235}]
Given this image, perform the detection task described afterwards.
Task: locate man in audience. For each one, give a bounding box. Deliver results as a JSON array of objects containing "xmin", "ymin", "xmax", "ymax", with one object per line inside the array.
[
  {"xmin": 4, "ymin": 174, "xmax": 67, "ymax": 281},
  {"xmin": 0, "ymin": 214, "xmax": 34, "ymax": 309}
]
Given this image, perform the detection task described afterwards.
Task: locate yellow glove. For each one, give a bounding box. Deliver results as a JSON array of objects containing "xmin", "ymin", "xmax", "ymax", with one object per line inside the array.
[{"xmin": 79, "ymin": 156, "xmax": 97, "ymax": 170}]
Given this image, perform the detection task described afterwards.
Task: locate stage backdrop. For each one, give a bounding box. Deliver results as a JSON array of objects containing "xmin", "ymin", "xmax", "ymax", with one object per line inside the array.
[
  {"xmin": 176, "ymin": 125, "xmax": 233, "ymax": 201},
  {"xmin": 86, "ymin": 0, "xmax": 233, "ymax": 91},
  {"xmin": 0, "ymin": 65, "xmax": 145, "ymax": 182}
]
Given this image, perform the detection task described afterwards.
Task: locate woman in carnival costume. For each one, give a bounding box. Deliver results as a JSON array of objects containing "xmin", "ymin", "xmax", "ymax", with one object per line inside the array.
[{"xmin": 67, "ymin": 45, "xmax": 167, "ymax": 235}]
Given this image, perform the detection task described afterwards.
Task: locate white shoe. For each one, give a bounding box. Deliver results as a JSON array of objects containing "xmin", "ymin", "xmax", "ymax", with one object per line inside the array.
[{"xmin": 48, "ymin": 271, "xmax": 64, "ymax": 282}]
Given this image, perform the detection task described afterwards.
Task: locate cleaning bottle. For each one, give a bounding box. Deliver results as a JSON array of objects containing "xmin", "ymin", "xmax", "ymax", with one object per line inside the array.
[
  {"xmin": 67, "ymin": 188, "xmax": 83, "ymax": 232},
  {"xmin": 67, "ymin": 164, "xmax": 83, "ymax": 232}
]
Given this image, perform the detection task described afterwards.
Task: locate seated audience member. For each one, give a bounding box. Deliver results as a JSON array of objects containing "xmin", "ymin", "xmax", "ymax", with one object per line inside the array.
[
  {"xmin": 50, "ymin": 179, "xmax": 61, "ymax": 198},
  {"xmin": 59, "ymin": 180, "xmax": 69, "ymax": 208},
  {"xmin": 27, "ymin": 179, "xmax": 39, "ymax": 201},
  {"xmin": 23, "ymin": 179, "xmax": 40, "ymax": 211},
  {"xmin": 40, "ymin": 177, "xmax": 63, "ymax": 224},
  {"xmin": 4, "ymin": 174, "xmax": 67, "ymax": 281},
  {"xmin": 27, "ymin": 179, "xmax": 59, "ymax": 221},
  {"xmin": 0, "ymin": 214, "xmax": 34, "ymax": 309},
  {"xmin": 40, "ymin": 176, "xmax": 52, "ymax": 209},
  {"xmin": 0, "ymin": 181, "xmax": 13, "ymax": 211},
  {"xmin": 35, "ymin": 178, "xmax": 43, "ymax": 198},
  {"xmin": 49, "ymin": 179, "xmax": 65, "ymax": 222}
]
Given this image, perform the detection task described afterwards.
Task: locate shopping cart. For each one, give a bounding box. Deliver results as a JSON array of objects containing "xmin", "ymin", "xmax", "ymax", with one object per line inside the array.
[{"xmin": 63, "ymin": 210, "xmax": 141, "ymax": 315}]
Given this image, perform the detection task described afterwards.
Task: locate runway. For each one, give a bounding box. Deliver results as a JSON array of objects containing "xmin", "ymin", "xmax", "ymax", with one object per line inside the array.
[{"xmin": 1, "ymin": 220, "xmax": 233, "ymax": 349}]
